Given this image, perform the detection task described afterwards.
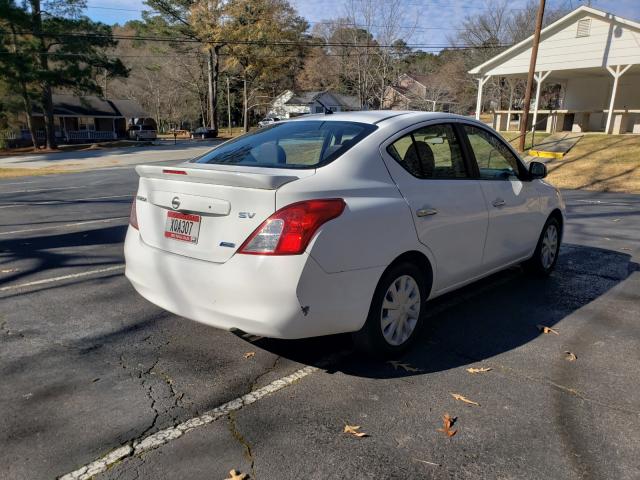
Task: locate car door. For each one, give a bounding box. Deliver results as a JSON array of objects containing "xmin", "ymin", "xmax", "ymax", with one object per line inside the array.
[
  {"xmin": 460, "ymin": 124, "xmax": 542, "ymax": 269},
  {"xmin": 380, "ymin": 122, "xmax": 489, "ymax": 292}
]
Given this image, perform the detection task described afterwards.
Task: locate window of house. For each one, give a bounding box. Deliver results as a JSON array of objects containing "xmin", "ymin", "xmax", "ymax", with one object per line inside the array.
[{"xmin": 387, "ymin": 124, "xmax": 469, "ymax": 179}]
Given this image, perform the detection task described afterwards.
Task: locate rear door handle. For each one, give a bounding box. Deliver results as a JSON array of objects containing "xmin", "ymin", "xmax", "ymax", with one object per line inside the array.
[
  {"xmin": 416, "ymin": 208, "xmax": 438, "ymax": 217},
  {"xmin": 492, "ymin": 198, "xmax": 506, "ymax": 208}
]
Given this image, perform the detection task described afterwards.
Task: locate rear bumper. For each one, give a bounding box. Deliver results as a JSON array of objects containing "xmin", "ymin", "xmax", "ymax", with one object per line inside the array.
[{"xmin": 124, "ymin": 228, "xmax": 383, "ymax": 339}]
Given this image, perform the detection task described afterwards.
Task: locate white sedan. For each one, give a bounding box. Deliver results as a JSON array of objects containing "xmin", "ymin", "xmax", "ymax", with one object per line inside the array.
[{"xmin": 125, "ymin": 111, "xmax": 564, "ymax": 356}]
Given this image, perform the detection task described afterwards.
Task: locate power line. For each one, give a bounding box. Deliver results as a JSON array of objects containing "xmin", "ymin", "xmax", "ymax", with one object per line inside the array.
[{"xmin": 4, "ymin": 30, "xmax": 513, "ymax": 49}]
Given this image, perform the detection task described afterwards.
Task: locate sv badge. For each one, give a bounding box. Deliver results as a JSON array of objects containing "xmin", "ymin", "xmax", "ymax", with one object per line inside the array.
[{"xmin": 238, "ymin": 212, "xmax": 256, "ymax": 219}]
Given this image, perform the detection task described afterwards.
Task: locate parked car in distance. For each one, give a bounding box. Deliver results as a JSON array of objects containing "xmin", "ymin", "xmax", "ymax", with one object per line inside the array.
[
  {"xmin": 191, "ymin": 127, "xmax": 217, "ymax": 139},
  {"xmin": 258, "ymin": 117, "xmax": 280, "ymax": 128},
  {"xmin": 125, "ymin": 111, "xmax": 565, "ymax": 357},
  {"xmin": 128, "ymin": 124, "xmax": 157, "ymax": 141}
]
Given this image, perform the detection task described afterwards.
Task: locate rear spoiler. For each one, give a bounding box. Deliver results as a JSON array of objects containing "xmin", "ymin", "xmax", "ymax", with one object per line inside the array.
[{"xmin": 135, "ymin": 164, "xmax": 307, "ymax": 190}]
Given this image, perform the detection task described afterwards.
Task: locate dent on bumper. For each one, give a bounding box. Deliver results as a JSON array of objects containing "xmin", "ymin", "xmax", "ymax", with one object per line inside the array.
[{"xmin": 124, "ymin": 229, "xmax": 383, "ymax": 339}]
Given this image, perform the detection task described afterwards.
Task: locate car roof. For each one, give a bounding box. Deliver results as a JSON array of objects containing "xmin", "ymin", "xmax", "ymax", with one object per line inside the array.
[{"xmin": 284, "ymin": 110, "xmax": 475, "ymax": 127}]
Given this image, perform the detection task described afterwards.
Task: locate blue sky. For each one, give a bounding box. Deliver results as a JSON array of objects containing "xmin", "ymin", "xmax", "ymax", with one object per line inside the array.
[{"xmin": 86, "ymin": 0, "xmax": 640, "ymax": 47}]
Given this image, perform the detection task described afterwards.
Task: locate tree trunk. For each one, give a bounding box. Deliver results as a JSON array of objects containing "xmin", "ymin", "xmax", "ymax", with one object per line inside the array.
[
  {"xmin": 243, "ymin": 75, "xmax": 248, "ymax": 133},
  {"xmin": 209, "ymin": 46, "xmax": 220, "ymax": 132},
  {"xmin": 9, "ymin": 24, "xmax": 38, "ymax": 148},
  {"xmin": 20, "ymin": 90, "xmax": 38, "ymax": 149},
  {"xmin": 30, "ymin": 0, "xmax": 56, "ymax": 149}
]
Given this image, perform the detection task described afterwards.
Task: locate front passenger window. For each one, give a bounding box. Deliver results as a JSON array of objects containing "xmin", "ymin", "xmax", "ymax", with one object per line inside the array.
[{"xmin": 463, "ymin": 125, "xmax": 521, "ymax": 180}]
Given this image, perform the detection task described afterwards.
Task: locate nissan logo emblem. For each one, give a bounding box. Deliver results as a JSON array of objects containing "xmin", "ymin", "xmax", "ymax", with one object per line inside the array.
[{"xmin": 171, "ymin": 196, "xmax": 180, "ymax": 210}]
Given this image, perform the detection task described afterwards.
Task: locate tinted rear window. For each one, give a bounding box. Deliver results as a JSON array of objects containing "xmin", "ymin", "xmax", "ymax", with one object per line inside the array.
[{"xmin": 192, "ymin": 121, "xmax": 376, "ymax": 169}]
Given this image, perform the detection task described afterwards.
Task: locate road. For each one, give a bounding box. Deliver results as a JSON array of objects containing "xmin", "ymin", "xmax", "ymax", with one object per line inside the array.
[
  {"xmin": 1, "ymin": 164, "xmax": 639, "ymax": 480},
  {"xmin": 0, "ymin": 140, "xmax": 217, "ymax": 170}
]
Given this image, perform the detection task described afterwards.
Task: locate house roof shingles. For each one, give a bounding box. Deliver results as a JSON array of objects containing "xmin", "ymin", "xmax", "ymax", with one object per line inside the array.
[{"xmin": 34, "ymin": 94, "xmax": 149, "ymax": 118}]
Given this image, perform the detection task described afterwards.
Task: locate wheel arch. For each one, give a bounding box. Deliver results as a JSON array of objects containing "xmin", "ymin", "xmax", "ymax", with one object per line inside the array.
[
  {"xmin": 549, "ymin": 208, "xmax": 564, "ymax": 240},
  {"xmin": 385, "ymin": 250, "xmax": 434, "ymax": 298}
]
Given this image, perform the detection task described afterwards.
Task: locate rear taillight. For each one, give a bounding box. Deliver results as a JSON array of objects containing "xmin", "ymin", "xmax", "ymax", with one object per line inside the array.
[
  {"xmin": 129, "ymin": 199, "xmax": 139, "ymax": 230},
  {"xmin": 238, "ymin": 199, "xmax": 346, "ymax": 255},
  {"xmin": 163, "ymin": 169, "xmax": 187, "ymax": 175}
]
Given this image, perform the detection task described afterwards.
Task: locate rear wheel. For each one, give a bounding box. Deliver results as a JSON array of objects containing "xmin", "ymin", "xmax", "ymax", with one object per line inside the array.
[
  {"xmin": 353, "ymin": 262, "xmax": 428, "ymax": 358},
  {"xmin": 525, "ymin": 216, "xmax": 561, "ymax": 275}
]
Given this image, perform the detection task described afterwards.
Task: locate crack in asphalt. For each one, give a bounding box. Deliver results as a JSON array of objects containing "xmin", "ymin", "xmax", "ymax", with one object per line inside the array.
[
  {"xmin": 449, "ymin": 347, "xmax": 640, "ymax": 417},
  {"xmin": 228, "ymin": 411, "xmax": 256, "ymax": 479}
]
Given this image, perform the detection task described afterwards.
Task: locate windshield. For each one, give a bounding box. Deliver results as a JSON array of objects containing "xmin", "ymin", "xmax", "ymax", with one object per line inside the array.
[{"xmin": 192, "ymin": 120, "xmax": 376, "ymax": 169}]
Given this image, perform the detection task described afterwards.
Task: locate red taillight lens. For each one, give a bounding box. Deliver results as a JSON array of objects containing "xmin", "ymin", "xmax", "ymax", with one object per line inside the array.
[
  {"xmin": 129, "ymin": 199, "xmax": 139, "ymax": 230},
  {"xmin": 163, "ymin": 169, "xmax": 187, "ymax": 175},
  {"xmin": 238, "ymin": 199, "xmax": 346, "ymax": 255}
]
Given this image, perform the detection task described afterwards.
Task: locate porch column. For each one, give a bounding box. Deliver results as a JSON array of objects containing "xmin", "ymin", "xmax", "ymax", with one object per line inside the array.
[
  {"xmin": 506, "ymin": 78, "xmax": 516, "ymax": 131},
  {"xmin": 475, "ymin": 75, "xmax": 490, "ymax": 120},
  {"xmin": 605, "ymin": 64, "xmax": 631, "ymax": 134},
  {"xmin": 532, "ymin": 71, "xmax": 551, "ymax": 132}
]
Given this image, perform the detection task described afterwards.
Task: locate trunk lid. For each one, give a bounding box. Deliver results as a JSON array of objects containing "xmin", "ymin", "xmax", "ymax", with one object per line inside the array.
[{"xmin": 134, "ymin": 164, "xmax": 313, "ymax": 263}]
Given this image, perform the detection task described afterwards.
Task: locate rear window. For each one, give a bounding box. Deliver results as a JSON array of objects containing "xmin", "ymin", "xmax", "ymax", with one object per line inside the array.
[{"xmin": 192, "ymin": 120, "xmax": 376, "ymax": 169}]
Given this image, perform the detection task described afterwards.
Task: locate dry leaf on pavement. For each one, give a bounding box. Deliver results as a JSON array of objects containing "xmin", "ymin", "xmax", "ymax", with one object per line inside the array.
[
  {"xmin": 225, "ymin": 469, "xmax": 248, "ymax": 480},
  {"xmin": 387, "ymin": 360, "xmax": 421, "ymax": 372},
  {"xmin": 243, "ymin": 351, "xmax": 256, "ymax": 359},
  {"xmin": 466, "ymin": 367, "xmax": 492, "ymax": 374},
  {"xmin": 437, "ymin": 413, "xmax": 457, "ymax": 437},
  {"xmin": 536, "ymin": 324, "xmax": 559, "ymax": 335},
  {"xmin": 564, "ymin": 351, "xmax": 578, "ymax": 361},
  {"xmin": 343, "ymin": 424, "xmax": 368, "ymax": 438},
  {"xmin": 450, "ymin": 393, "xmax": 480, "ymax": 406}
]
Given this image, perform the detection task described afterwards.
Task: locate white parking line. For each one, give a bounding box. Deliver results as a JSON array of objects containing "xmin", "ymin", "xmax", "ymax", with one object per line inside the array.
[
  {"xmin": 59, "ymin": 365, "xmax": 319, "ymax": 480},
  {"xmin": 0, "ymin": 265, "xmax": 125, "ymax": 292},
  {"xmin": 0, "ymin": 194, "xmax": 132, "ymax": 209},
  {"xmin": 0, "ymin": 217, "xmax": 128, "ymax": 236}
]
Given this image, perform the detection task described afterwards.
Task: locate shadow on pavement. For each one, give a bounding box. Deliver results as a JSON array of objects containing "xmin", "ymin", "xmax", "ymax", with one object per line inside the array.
[{"xmin": 248, "ymin": 243, "xmax": 637, "ymax": 378}]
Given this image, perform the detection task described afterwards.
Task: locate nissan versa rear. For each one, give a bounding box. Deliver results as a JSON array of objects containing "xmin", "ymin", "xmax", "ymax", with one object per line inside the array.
[{"xmin": 125, "ymin": 111, "xmax": 565, "ymax": 356}]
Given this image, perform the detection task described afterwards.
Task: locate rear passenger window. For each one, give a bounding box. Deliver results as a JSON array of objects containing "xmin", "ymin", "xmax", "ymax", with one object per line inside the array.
[{"xmin": 387, "ymin": 124, "xmax": 468, "ymax": 179}]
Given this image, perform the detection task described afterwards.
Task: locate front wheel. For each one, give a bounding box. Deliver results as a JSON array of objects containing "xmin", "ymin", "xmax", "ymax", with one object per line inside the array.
[
  {"xmin": 353, "ymin": 262, "xmax": 428, "ymax": 358},
  {"xmin": 525, "ymin": 216, "xmax": 561, "ymax": 275}
]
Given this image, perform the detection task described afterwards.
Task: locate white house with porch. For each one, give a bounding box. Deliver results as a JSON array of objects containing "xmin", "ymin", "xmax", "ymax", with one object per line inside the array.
[{"xmin": 469, "ymin": 6, "xmax": 640, "ymax": 135}]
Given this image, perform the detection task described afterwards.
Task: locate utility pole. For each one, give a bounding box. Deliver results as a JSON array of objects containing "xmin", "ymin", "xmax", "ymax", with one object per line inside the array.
[{"xmin": 518, "ymin": 0, "xmax": 546, "ymax": 153}]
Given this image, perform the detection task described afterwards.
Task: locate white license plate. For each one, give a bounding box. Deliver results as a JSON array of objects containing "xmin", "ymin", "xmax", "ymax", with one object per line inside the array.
[{"xmin": 164, "ymin": 211, "xmax": 201, "ymax": 244}]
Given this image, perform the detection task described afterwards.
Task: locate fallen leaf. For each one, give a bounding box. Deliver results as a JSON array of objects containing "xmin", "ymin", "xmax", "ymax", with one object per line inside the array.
[
  {"xmin": 243, "ymin": 351, "xmax": 255, "ymax": 359},
  {"xmin": 450, "ymin": 393, "xmax": 480, "ymax": 406},
  {"xmin": 565, "ymin": 351, "xmax": 577, "ymax": 361},
  {"xmin": 537, "ymin": 324, "xmax": 559, "ymax": 335},
  {"xmin": 225, "ymin": 469, "xmax": 248, "ymax": 480},
  {"xmin": 343, "ymin": 424, "xmax": 368, "ymax": 438},
  {"xmin": 466, "ymin": 367, "xmax": 492, "ymax": 374},
  {"xmin": 387, "ymin": 360, "xmax": 421, "ymax": 372},
  {"xmin": 436, "ymin": 413, "xmax": 457, "ymax": 437},
  {"xmin": 0, "ymin": 268, "xmax": 18, "ymax": 274}
]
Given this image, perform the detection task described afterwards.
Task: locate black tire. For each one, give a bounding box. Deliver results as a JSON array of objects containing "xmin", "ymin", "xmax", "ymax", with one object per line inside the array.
[
  {"xmin": 524, "ymin": 216, "xmax": 561, "ymax": 276},
  {"xmin": 352, "ymin": 262, "xmax": 428, "ymax": 358}
]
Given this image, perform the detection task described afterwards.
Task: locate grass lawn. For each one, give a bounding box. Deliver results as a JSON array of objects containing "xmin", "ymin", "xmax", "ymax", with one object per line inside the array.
[
  {"xmin": 500, "ymin": 131, "xmax": 552, "ymax": 151},
  {"xmin": 543, "ymin": 134, "xmax": 640, "ymax": 193},
  {"xmin": 0, "ymin": 166, "xmax": 84, "ymax": 178}
]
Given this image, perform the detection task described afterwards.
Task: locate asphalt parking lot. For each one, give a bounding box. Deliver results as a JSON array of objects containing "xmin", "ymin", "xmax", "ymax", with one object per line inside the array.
[{"xmin": 1, "ymin": 164, "xmax": 639, "ymax": 480}]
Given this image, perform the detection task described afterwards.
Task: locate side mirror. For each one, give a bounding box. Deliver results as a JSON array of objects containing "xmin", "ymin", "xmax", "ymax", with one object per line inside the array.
[{"xmin": 529, "ymin": 161, "xmax": 547, "ymax": 179}]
